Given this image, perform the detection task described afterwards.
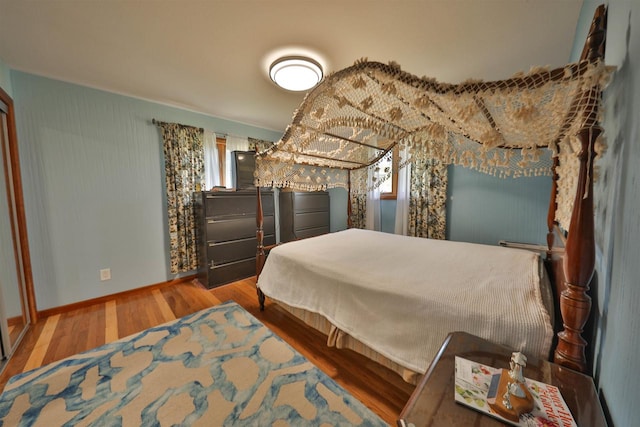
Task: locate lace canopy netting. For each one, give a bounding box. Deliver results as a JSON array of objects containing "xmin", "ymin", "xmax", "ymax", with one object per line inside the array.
[{"xmin": 255, "ymin": 59, "xmax": 613, "ymax": 230}]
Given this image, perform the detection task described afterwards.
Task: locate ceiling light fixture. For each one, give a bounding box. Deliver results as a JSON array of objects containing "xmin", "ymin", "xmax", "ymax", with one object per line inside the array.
[{"xmin": 269, "ymin": 56, "xmax": 323, "ymax": 92}]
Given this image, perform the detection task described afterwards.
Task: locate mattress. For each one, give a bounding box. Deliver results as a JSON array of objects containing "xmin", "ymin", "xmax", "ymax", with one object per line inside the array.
[{"xmin": 257, "ymin": 228, "xmax": 554, "ymax": 374}]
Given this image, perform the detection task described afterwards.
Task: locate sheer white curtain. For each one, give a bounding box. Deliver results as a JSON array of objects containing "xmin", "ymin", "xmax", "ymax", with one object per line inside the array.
[
  {"xmin": 366, "ymin": 159, "xmax": 382, "ymax": 231},
  {"xmin": 203, "ymin": 130, "xmax": 221, "ymax": 190},
  {"xmin": 225, "ymin": 135, "xmax": 249, "ymax": 188},
  {"xmin": 394, "ymin": 146, "xmax": 411, "ymax": 235}
]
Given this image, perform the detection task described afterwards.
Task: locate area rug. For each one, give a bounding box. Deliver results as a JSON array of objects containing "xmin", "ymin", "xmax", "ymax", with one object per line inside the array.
[{"xmin": 0, "ymin": 301, "xmax": 387, "ymax": 426}]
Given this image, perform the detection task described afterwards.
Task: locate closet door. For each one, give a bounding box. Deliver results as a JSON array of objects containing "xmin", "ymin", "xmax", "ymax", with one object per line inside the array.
[{"xmin": 0, "ymin": 87, "xmax": 34, "ymax": 366}]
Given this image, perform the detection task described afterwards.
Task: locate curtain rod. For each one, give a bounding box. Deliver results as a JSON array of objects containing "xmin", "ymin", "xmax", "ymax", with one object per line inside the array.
[
  {"xmin": 151, "ymin": 118, "xmax": 230, "ymax": 139},
  {"xmin": 151, "ymin": 118, "xmax": 254, "ymax": 141},
  {"xmin": 151, "ymin": 118, "xmax": 204, "ymax": 132}
]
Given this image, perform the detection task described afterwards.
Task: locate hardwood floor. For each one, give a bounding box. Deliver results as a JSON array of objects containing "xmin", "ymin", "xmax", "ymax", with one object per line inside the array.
[{"xmin": 0, "ymin": 277, "xmax": 414, "ymax": 424}]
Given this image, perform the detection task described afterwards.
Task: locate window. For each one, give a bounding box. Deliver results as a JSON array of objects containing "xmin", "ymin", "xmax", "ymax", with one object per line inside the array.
[
  {"xmin": 379, "ymin": 147, "xmax": 398, "ymax": 200},
  {"xmin": 204, "ymin": 135, "xmax": 252, "ymax": 190}
]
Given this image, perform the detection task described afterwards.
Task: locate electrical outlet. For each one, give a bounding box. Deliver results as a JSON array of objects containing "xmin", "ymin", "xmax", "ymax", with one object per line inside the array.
[{"xmin": 100, "ymin": 268, "xmax": 111, "ymax": 281}]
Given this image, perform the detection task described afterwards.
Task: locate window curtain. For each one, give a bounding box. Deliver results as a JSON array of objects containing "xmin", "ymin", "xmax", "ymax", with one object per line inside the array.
[
  {"xmin": 225, "ymin": 135, "xmax": 249, "ymax": 188},
  {"xmin": 203, "ymin": 129, "xmax": 221, "ymax": 191},
  {"xmin": 158, "ymin": 122, "xmax": 205, "ymax": 274},
  {"xmin": 366, "ymin": 165, "xmax": 381, "ymax": 231},
  {"xmin": 248, "ymin": 137, "xmax": 274, "ymax": 153},
  {"xmin": 394, "ymin": 147, "xmax": 411, "ymax": 235},
  {"xmin": 349, "ymin": 146, "xmax": 383, "ymax": 230},
  {"xmin": 349, "ymin": 184, "xmax": 383, "ymax": 232},
  {"xmin": 349, "ymin": 193, "xmax": 367, "ymax": 229},
  {"xmin": 407, "ymin": 157, "xmax": 448, "ymax": 239}
]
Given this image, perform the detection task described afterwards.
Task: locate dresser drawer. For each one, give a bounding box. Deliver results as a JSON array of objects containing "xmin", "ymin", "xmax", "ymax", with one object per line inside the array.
[
  {"xmin": 204, "ymin": 192, "xmax": 274, "ymax": 218},
  {"xmin": 207, "ymin": 258, "xmax": 256, "ymax": 288},
  {"xmin": 295, "ymin": 226, "xmax": 329, "ymax": 240},
  {"xmin": 294, "ymin": 211, "xmax": 330, "ymax": 230},
  {"xmin": 291, "ymin": 192, "xmax": 329, "ymax": 211},
  {"xmin": 207, "ymin": 234, "xmax": 276, "ymax": 265},
  {"xmin": 206, "ymin": 215, "xmax": 275, "ymax": 242},
  {"xmin": 279, "ymin": 191, "xmax": 330, "ymax": 243}
]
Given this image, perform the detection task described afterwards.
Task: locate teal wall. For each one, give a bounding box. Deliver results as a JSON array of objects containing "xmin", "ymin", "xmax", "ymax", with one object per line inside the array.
[
  {"xmin": 446, "ymin": 167, "xmax": 551, "ymax": 245},
  {"xmin": 573, "ymin": 1, "xmax": 640, "ymax": 425},
  {"xmin": 330, "ymin": 166, "xmax": 552, "ymax": 246},
  {"xmin": 376, "ymin": 167, "xmax": 552, "ymax": 245},
  {"xmin": 380, "ymin": 200, "xmax": 396, "ymax": 233},
  {"xmin": 11, "ymin": 72, "xmax": 281, "ymax": 310}
]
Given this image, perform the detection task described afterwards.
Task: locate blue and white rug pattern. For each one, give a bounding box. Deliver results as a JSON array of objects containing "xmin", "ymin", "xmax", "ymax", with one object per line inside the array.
[{"xmin": 0, "ymin": 301, "xmax": 387, "ymax": 426}]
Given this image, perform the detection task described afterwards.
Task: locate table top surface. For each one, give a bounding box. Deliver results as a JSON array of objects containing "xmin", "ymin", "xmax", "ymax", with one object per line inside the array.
[{"xmin": 398, "ymin": 331, "xmax": 607, "ymax": 427}]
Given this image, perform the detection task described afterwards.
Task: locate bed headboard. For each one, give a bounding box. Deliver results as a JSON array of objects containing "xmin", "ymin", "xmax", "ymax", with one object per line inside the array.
[{"xmin": 547, "ymin": 4, "xmax": 608, "ymax": 373}]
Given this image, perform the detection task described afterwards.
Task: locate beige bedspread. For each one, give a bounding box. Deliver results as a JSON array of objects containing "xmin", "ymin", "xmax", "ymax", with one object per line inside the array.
[{"xmin": 257, "ymin": 229, "xmax": 554, "ymax": 374}]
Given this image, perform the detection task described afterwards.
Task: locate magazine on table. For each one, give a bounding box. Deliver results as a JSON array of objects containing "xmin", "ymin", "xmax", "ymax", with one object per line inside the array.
[{"xmin": 454, "ymin": 356, "xmax": 577, "ymax": 427}]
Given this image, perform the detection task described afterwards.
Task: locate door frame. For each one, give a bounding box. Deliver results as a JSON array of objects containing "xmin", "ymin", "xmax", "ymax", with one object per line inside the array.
[{"xmin": 0, "ymin": 85, "xmax": 37, "ymax": 324}]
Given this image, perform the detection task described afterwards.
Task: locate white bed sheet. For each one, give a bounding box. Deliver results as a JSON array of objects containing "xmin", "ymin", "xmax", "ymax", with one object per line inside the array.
[{"xmin": 257, "ymin": 229, "xmax": 554, "ymax": 374}]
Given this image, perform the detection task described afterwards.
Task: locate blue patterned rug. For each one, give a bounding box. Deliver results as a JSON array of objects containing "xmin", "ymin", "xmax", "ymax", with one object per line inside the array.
[{"xmin": 0, "ymin": 301, "xmax": 387, "ymax": 426}]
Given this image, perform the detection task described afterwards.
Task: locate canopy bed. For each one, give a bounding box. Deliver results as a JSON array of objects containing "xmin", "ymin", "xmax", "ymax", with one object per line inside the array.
[{"xmin": 253, "ymin": 5, "xmax": 611, "ymax": 382}]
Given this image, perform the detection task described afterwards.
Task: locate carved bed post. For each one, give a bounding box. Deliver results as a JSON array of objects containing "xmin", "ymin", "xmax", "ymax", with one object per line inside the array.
[
  {"xmin": 554, "ymin": 128, "xmax": 599, "ymax": 372},
  {"xmin": 256, "ymin": 185, "xmax": 266, "ymax": 310},
  {"xmin": 554, "ymin": 4, "xmax": 607, "ymax": 373}
]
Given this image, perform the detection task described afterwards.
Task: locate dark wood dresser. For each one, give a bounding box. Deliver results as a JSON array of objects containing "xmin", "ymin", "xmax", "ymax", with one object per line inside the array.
[
  {"xmin": 278, "ymin": 191, "xmax": 330, "ymax": 243},
  {"xmin": 194, "ymin": 190, "xmax": 275, "ymax": 288}
]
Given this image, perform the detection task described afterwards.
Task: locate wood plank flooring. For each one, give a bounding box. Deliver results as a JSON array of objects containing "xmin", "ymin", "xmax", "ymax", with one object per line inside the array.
[{"xmin": 0, "ymin": 277, "xmax": 414, "ymax": 424}]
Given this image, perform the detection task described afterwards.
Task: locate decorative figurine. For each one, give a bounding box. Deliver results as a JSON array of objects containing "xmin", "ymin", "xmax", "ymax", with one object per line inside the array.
[
  {"xmin": 489, "ymin": 351, "xmax": 534, "ymax": 422},
  {"xmin": 510, "ymin": 352, "xmax": 527, "ymax": 383}
]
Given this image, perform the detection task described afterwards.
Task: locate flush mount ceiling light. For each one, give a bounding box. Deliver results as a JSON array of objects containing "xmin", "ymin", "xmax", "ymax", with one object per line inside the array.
[{"xmin": 269, "ymin": 56, "xmax": 323, "ymax": 92}]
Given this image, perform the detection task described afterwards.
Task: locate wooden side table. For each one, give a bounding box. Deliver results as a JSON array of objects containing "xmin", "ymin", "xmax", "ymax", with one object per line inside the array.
[{"xmin": 398, "ymin": 331, "xmax": 607, "ymax": 426}]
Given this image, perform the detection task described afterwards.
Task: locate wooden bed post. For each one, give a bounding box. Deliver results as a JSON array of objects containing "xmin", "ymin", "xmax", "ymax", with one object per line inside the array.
[
  {"xmin": 554, "ymin": 4, "xmax": 607, "ymax": 373},
  {"xmin": 554, "ymin": 127, "xmax": 599, "ymax": 372},
  {"xmin": 256, "ymin": 185, "xmax": 266, "ymax": 310},
  {"xmin": 546, "ymin": 155, "xmax": 559, "ymax": 259}
]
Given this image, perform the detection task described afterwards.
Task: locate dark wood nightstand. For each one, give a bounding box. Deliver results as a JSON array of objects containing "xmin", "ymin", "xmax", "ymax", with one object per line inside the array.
[{"xmin": 398, "ymin": 331, "xmax": 606, "ymax": 426}]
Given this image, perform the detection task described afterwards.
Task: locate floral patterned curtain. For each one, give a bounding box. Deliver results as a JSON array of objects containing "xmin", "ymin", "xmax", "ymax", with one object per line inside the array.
[
  {"xmin": 157, "ymin": 121, "xmax": 204, "ymax": 273},
  {"xmin": 349, "ymin": 193, "xmax": 367, "ymax": 229},
  {"xmin": 408, "ymin": 158, "xmax": 447, "ymax": 239},
  {"xmin": 248, "ymin": 137, "xmax": 274, "ymax": 153}
]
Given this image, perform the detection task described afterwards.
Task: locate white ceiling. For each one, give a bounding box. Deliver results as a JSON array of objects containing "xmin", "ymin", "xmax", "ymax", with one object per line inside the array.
[{"xmin": 0, "ymin": 0, "xmax": 583, "ymax": 133}]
